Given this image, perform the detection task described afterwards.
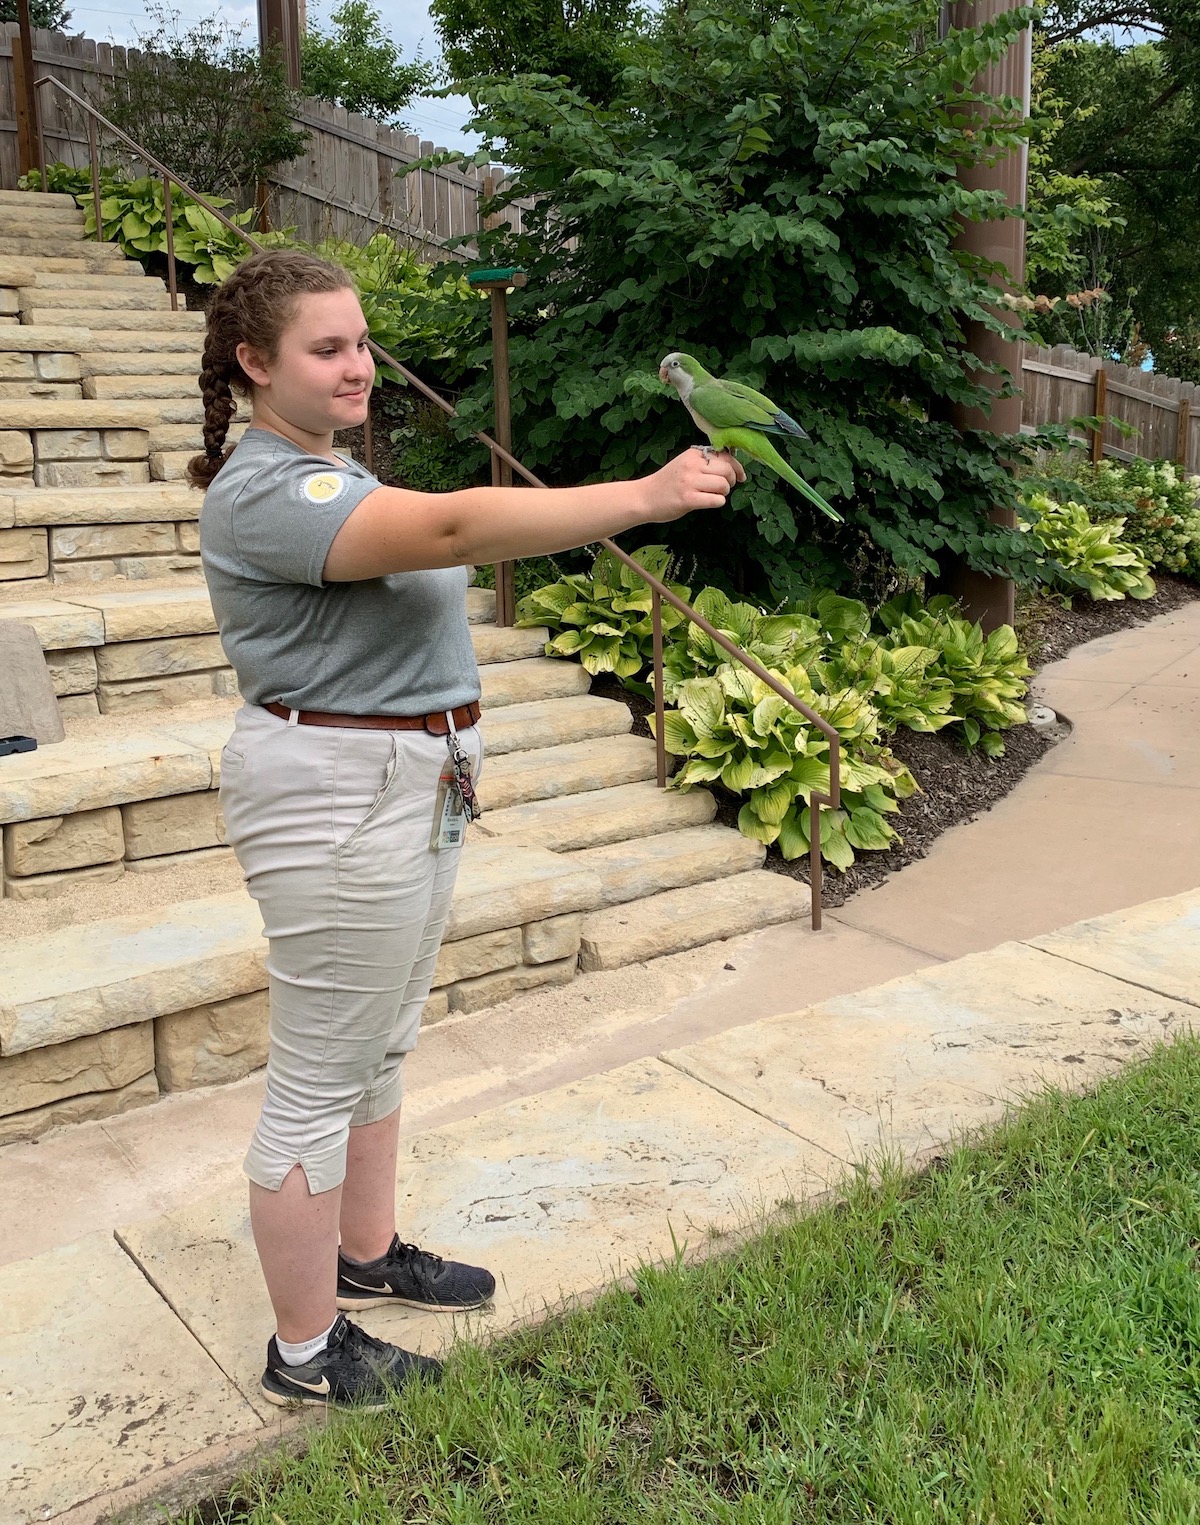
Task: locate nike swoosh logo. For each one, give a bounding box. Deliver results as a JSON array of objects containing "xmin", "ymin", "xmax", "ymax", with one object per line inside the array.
[
  {"xmin": 281, "ymin": 1372, "xmax": 331, "ymax": 1395},
  {"xmin": 342, "ymin": 1274, "xmax": 396, "ymax": 1294}
]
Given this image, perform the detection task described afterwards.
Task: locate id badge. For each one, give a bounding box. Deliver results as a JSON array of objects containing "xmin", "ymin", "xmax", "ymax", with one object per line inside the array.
[{"xmin": 432, "ymin": 763, "xmax": 468, "ymax": 852}]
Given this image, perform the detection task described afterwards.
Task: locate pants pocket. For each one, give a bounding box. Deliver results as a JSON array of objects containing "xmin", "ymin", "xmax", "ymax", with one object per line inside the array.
[{"xmin": 335, "ymin": 735, "xmax": 399, "ymax": 852}]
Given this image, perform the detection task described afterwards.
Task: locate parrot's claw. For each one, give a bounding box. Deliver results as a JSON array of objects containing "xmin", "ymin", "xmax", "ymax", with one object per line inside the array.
[{"xmin": 692, "ymin": 443, "xmax": 716, "ymax": 461}]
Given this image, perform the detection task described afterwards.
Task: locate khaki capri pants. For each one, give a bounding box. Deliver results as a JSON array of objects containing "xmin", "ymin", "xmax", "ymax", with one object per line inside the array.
[{"xmin": 219, "ymin": 703, "xmax": 483, "ymax": 1195}]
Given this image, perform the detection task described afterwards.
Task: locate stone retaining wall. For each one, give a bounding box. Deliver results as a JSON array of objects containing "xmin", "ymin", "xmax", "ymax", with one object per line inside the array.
[
  {"xmin": 0, "ymin": 911, "xmax": 584, "ymax": 1144},
  {"xmin": 0, "ymin": 419, "xmax": 203, "ymax": 590}
]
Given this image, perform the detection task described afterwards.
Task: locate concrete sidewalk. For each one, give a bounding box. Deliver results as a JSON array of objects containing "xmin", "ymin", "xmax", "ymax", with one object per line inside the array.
[
  {"xmin": 3, "ymin": 603, "xmax": 1200, "ymax": 1524},
  {"xmin": 3, "ymin": 887, "xmax": 1198, "ymax": 1525}
]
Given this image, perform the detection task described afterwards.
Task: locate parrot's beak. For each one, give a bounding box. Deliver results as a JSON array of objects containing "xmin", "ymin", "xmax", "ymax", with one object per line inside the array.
[{"xmin": 658, "ymin": 365, "xmax": 669, "ymax": 384}]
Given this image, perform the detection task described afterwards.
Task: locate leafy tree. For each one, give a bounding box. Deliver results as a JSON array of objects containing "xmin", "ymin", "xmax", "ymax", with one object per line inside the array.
[
  {"xmin": 430, "ymin": 0, "xmax": 647, "ymax": 105},
  {"xmin": 423, "ymin": 0, "xmax": 1043, "ymax": 601},
  {"xmin": 301, "ymin": 1, "xmax": 434, "ymax": 126},
  {"xmin": 101, "ymin": 6, "xmax": 306, "ymax": 196},
  {"xmin": 0, "ymin": 0, "xmax": 71, "ymax": 26}
]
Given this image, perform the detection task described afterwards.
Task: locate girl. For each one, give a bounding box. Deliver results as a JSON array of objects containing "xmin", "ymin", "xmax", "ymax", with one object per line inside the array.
[{"xmin": 192, "ymin": 248, "xmax": 742, "ymax": 1410}]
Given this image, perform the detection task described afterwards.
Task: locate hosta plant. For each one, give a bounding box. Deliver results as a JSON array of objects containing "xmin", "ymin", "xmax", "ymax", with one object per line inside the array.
[
  {"xmin": 516, "ymin": 545, "xmax": 691, "ymax": 678},
  {"xmin": 1022, "ymin": 493, "xmax": 1156, "ymax": 602},
  {"xmin": 1032, "ymin": 455, "xmax": 1200, "ymax": 579},
  {"xmin": 876, "ymin": 593, "xmax": 1031, "ymax": 756},
  {"xmin": 660, "ymin": 663, "xmax": 917, "ymax": 871}
]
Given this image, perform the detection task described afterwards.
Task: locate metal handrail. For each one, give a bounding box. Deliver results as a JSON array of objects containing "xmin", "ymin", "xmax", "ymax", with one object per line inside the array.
[{"xmin": 31, "ymin": 73, "xmax": 840, "ymax": 929}]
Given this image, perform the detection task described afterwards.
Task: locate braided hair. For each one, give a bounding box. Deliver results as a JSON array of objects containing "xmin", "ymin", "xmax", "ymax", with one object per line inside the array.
[{"xmin": 187, "ymin": 249, "xmax": 355, "ymax": 490}]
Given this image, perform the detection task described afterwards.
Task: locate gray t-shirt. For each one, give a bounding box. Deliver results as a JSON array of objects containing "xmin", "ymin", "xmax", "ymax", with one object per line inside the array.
[{"xmin": 200, "ymin": 428, "xmax": 480, "ymax": 715}]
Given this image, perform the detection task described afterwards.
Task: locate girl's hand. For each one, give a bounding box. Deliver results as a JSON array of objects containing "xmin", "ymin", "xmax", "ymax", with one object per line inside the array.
[{"xmin": 641, "ymin": 446, "xmax": 745, "ymax": 522}]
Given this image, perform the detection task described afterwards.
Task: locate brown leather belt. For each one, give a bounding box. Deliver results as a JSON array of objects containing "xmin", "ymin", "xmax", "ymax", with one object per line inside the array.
[{"xmin": 263, "ymin": 700, "xmax": 481, "ymax": 734}]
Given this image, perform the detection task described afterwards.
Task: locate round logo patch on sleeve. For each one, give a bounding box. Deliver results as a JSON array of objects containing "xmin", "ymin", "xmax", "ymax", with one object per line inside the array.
[{"xmin": 301, "ymin": 471, "xmax": 348, "ymax": 505}]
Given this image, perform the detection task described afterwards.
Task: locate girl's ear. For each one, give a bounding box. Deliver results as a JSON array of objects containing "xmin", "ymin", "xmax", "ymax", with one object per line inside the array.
[{"xmin": 236, "ymin": 340, "xmax": 271, "ymax": 388}]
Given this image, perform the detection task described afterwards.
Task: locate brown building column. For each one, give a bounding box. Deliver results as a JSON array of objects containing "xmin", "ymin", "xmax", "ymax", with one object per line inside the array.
[
  {"xmin": 258, "ymin": 0, "xmax": 303, "ymax": 89},
  {"xmin": 942, "ymin": 0, "xmax": 1032, "ymax": 631}
]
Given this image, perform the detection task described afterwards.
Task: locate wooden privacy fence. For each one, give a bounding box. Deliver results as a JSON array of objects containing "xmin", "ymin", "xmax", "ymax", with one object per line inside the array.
[
  {"xmin": 1021, "ymin": 342, "xmax": 1200, "ymax": 475},
  {"xmin": 0, "ymin": 23, "xmax": 530, "ymax": 258}
]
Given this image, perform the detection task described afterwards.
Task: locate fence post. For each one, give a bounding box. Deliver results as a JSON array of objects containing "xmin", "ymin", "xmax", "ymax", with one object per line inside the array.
[
  {"xmin": 13, "ymin": 0, "xmax": 43, "ymax": 183},
  {"xmin": 1176, "ymin": 396, "xmax": 1191, "ymax": 468},
  {"xmin": 1091, "ymin": 366, "xmax": 1107, "ymax": 465}
]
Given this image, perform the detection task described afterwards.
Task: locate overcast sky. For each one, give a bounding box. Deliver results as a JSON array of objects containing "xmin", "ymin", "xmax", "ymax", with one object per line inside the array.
[{"xmin": 58, "ymin": 0, "xmax": 482, "ymax": 150}]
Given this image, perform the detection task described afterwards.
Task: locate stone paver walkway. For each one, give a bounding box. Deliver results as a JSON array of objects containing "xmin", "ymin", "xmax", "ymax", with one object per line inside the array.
[{"xmin": 3, "ymin": 603, "xmax": 1200, "ymax": 1524}]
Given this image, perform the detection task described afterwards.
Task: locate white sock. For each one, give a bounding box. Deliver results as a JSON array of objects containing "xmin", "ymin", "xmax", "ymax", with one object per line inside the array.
[{"xmin": 276, "ymin": 1316, "xmax": 338, "ymax": 1367}]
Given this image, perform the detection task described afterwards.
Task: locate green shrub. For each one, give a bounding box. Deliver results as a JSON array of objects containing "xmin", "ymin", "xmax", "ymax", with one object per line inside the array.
[
  {"xmin": 1022, "ymin": 492, "xmax": 1156, "ymax": 602},
  {"xmin": 517, "ymin": 545, "xmax": 692, "ymax": 678},
  {"xmin": 428, "ymin": 0, "xmax": 1043, "ymax": 600},
  {"xmin": 1033, "ymin": 455, "xmax": 1200, "ymax": 579},
  {"xmin": 99, "ymin": 3, "xmax": 306, "ymax": 196},
  {"xmin": 876, "ymin": 593, "xmax": 1031, "ymax": 756},
  {"xmin": 21, "ymin": 164, "xmax": 259, "ymax": 284},
  {"xmin": 663, "ymin": 663, "xmax": 917, "ymax": 871},
  {"xmin": 521, "ymin": 552, "xmax": 1032, "ymax": 866}
]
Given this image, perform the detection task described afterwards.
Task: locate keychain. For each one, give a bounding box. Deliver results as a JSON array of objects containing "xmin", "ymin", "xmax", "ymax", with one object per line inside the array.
[{"xmin": 431, "ymin": 713, "xmax": 480, "ymax": 851}]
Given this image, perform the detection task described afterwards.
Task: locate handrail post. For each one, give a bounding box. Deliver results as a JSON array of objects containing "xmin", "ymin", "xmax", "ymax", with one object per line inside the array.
[
  {"xmin": 809, "ymin": 799, "xmax": 823, "ymax": 931},
  {"xmin": 86, "ymin": 115, "xmax": 102, "ymax": 241},
  {"xmin": 162, "ymin": 175, "xmax": 178, "ymax": 311},
  {"xmin": 651, "ymin": 588, "xmax": 666, "ymax": 788}
]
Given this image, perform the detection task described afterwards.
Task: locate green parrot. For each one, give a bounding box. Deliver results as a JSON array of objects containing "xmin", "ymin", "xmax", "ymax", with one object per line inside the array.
[{"xmin": 658, "ymin": 352, "xmax": 842, "ymax": 523}]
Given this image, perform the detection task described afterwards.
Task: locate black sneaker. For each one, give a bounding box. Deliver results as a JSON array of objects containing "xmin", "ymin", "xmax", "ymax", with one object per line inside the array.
[
  {"xmin": 260, "ymin": 1313, "xmax": 441, "ymax": 1410},
  {"xmin": 337, "ymin": 1234, "xmax": 496, "ymax": 1312}
]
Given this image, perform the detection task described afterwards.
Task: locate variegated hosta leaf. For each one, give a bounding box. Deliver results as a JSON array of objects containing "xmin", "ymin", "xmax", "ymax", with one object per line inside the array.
[
  {"xmin": 676, "ymin": 677, "xmax": 726, "ymax": 736},
  {"xmin": 789, "ymin": 756, "xmax": 832, "ymax": 799},
  {"xmin": 653, "ymin": 710, "xmax": 697, "ymax": 755},
  {"xmin": 749, "ymin": 776, "xmax": 797, "ymax": 826},
  {"xmin": 777, "ymin": 807, "xmax": 810, "ymax": 860},
  {"xmin": 675, "ymin": 756, "xmax": 727, "ymax": 790},
  {"xmin": 737, "ymin": 799, "xmax": 782, "ymax": 845}
]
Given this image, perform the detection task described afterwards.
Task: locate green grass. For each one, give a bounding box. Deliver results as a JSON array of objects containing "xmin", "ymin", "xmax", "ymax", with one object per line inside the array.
[{"xmin": 193, "ymin": 1038, "xmax": 1200, "ymax": 1524}]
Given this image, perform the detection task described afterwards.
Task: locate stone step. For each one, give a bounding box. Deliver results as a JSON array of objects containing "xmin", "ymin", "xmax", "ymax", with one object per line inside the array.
[
  {"xmin": 0, "ymin": 324, "xmax": 91, "ymax": 354},
  {"xmin": 479, "ymin": 778, "xmax": 717, "ymax": 852},
  {"xmin": 0, "ymin": 190, "xmax": 79, "ymax": 208},
  {"xmin": 0, "ymin": 256, "xmax": 141, "ymax": 281},
  {"xmin": 20, "ymin": 308, "xmax": 205, "ymax": 330},
  {"xmin": 86, "ymin": 353, "xmax": 202, "ymax": 377},
  {"xmin": 0, "ymin": 584, "xmax": 215, "ymax": 649},
  {"xmin": 470, "ymin": 623, "xmax": 550, "ymax": 664},
  {"xmin": 17, "ymin": 269, "xmax": 148, "ymax": 288},
  {"xmin": 0, "ymin": 205, "xmax": 82, "ymax": 230},
  {"xmin": 6, "ymin": 482, "xmax": 198, "ymax": 527},
  {"xmin": 80, "ymin": 331, "xmax": 208, "ymax": 353},
  {"xmin": 83, "ymin": 376, "xmax": 199, "ymax": 401},
  {"xmin": 0, "ymin": 236, "xmax": 121, "ymax": 259},
  {"xmin": 483, "ymin": 733, "xmax": 658, "ymax": 811},
  {"xmin": 0, "ymin": 838, "xmax": 604, "ymax": 1056},
  {"xmin": 20, "ymin": 286, "xmax": 173, "ymax": 312},
  {"xmin": 481, "ymin": 694, "xmax": 631, "ymax": 757},
  {"xmin": 0, "ymin": 398, "xmax": 219, "ymax": 432},
  {"xmin": 477, "ymin": 655, "xmax": 590, "ymax": 709},
  {"xmin": 0, "ymin": 711, "xmax": 224, "ymax": 825},
  {"xmin": 0, "ymin": 724, "xmax": 658, "ymax": 827},
  {"xmin": 568, "ymin": 824, "xmax": 765, "ymax": 909},
  {"xmin": 578, "ymin": 870, "xmax": 811, "ymax": 972}
]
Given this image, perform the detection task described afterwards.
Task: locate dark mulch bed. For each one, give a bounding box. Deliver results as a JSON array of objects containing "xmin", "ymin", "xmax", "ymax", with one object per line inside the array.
[
  {"xmin": 1017, "ymin": 571, "xmax": 1200, "ymax": 668},
  {"xmin": 590, "ymin": 574, "xmax": 1199, "ymax": 909}
]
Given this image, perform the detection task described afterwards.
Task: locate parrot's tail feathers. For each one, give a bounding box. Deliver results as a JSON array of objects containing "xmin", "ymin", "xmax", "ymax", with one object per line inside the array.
[
  {"xmin": 796, "ymin": 476, "xmax": 844, "ymax": 524},
  {"xmin": 772, "ymin": 409, "xmax": 809, "ymax": 441}
]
